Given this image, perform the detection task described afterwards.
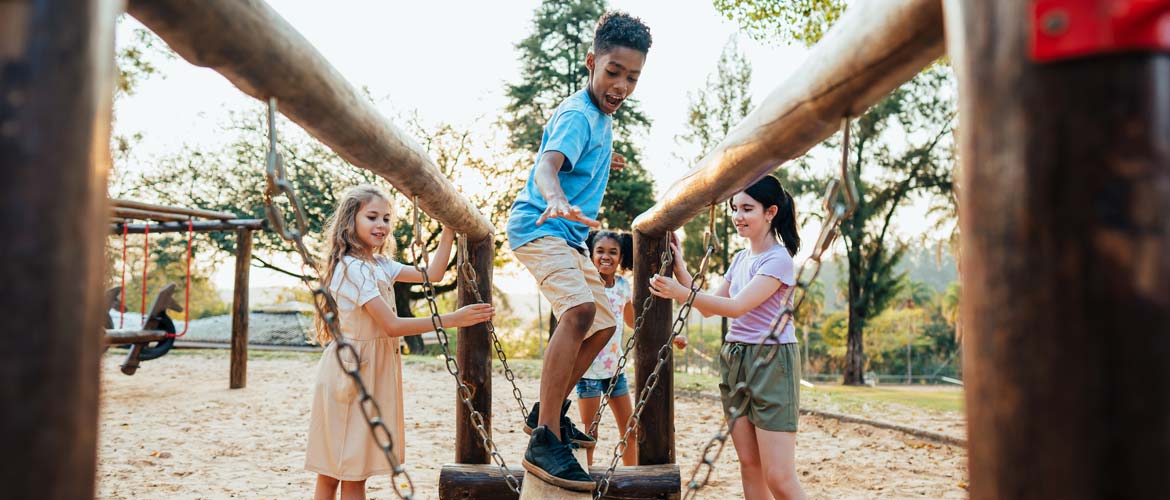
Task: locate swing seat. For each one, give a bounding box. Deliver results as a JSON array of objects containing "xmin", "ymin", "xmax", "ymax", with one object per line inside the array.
[
  {"xmin": 103, "ymin": 283, "xmax": 182, "ymax": 375},
  {"xmin": 438, "ymin": 457, "xmax": 680, "ymax": 500}
]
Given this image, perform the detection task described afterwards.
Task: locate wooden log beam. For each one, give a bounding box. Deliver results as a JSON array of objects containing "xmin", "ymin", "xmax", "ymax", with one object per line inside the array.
[
  {"xmin": 104, "ymin": 329, "xmax": 168, "ymax": 345},
  {"xmin": 111, "ymin": 198, "xmax": 237, "ymax": 220},
  {"xmin": 109, "ymin": 219, "xmax": 266, "ymax": 235},
  {"xmin": 439, "ymin": 463, "xmax": 680, "ymax": 500},
  {"xmin": 632, "ymin": 0, "xmax": 944, "ymax": 235},
  {"xmin": 230, "ymin": 228, "xmax": 253, "ymax": 389},
  {"xmin": 112, "ymin": 206, "xmax": 191, "ymax": 222},
  {"xmin": 0, "ymin": 0, "xmax": 118, "ymax": 497},
  {"xmin": 950, "ymin": 1, "xmax": 1170, "ymax": 499},
  {"xmin": 631, "ymin": 230, "xmax": 675, "ymax": 465},
  {"xmin": 455, "ymin": 236, "xmax": 494, "ymax": 463},
  {"xmin": 126, "ymin": 0, "xmax": 493, "ymax": 241}
]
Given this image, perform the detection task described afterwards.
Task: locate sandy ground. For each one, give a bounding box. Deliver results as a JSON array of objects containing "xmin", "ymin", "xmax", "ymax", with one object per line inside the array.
[{"xmin": 97, "ymin": 351, "xmax": 967, "ymax": 499}]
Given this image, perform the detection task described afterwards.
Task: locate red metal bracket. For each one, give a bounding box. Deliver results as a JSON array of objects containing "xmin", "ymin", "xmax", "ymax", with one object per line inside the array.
[{"xmin": 1032, "ymin": 0, "xmax": 1170, "ymax": 61}]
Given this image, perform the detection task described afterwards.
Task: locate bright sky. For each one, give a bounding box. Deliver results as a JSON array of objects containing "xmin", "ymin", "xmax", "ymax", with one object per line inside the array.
[{"xmin": 113, "ymin": 0, "xmax": 941, "ymax": 303}]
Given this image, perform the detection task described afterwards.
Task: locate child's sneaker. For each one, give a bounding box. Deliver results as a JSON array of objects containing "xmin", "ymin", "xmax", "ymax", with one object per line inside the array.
[
  {"xmin": 522, "ymin": 426, "xmax": 595, "ymax": 492},
  {"xmin": 523, "ymin": 400, "xmax": 596, "ymax": 449}
]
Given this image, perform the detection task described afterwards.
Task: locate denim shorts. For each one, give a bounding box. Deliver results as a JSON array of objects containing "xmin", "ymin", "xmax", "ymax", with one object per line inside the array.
[{"xmin": 576, "ymin": 373, "xmax": 629, "ymax": 399}]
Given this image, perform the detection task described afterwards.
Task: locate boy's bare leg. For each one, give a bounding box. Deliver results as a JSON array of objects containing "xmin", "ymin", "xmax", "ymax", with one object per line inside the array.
[
  {"xmin": 539, "ymin": 302, "xmax": 596, "ymax": 439},
  {"xmin": 562, "ymin": 326, "xmax": 616, "ymax": 401}
]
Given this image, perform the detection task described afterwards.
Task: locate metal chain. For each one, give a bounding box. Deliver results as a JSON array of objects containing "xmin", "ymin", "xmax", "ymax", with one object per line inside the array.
[
  {"xmin": 587, "ymin": 203, "xmax": 721, "ymax": 439},
  {"xmin": 682, "ymin": 117, "xmax": 858, "ymax": 499},
  {"xmin": 594, "ymin": 205, "xmax": 720, "ymax": 500},
  {"xmin": 586, "ymin": 235, "xmax": 671, "ymax": 437},
  {"xmin": 408, "ymin": 197, "xmax": 523, "ymax": 494},
  {"xmin": 455, "ymin": 235, "xmax": 530, "ymax": 422},
  {"xmin": 261, "ymin": 99, "xmax": 415, "ymax": 500}
]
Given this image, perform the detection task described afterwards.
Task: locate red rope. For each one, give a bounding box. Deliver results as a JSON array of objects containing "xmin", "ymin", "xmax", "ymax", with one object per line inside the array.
[
  {"xmin": 141, "ymin": 223, "xmax": 149, "ymax": 327},
  {"xmin": 119, "ymin": 222, "xmax": 128, "ymax": 328},
  {"xmin": 172, "ymin": 218, "xmax": 194, "ymax": 337}
]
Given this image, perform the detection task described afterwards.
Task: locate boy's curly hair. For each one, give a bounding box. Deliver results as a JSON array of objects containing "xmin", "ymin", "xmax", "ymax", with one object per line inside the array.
[{"xmin": 593, "ymin": 11, "xmax": 652, "ymax": 55}]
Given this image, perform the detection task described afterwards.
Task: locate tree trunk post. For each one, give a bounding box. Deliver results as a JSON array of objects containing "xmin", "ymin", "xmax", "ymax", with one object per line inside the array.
[
  {"xmin": 950, "ymin": 1, "xmax": 1170, "ymax": 498},
  {"xmin": 0, "ymin": 0, "xmax": 117, "ymax": 497},
  {"xmin": 455, "ymin": 236, "xmax": 493, "ymax": 463},
  {"xmin": 229, "ymin": 228, "xmax": 252, "ymax": 389},
  {"xmin": 632, "ymin": 230, "xmax": 675, "ymax": 465},
  {"xmin": 843, "ymin": 268, "xmax": 866, "ymax": 385}
]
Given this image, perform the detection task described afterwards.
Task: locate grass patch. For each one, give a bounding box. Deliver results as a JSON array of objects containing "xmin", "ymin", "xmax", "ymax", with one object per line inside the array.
[{"xmin": 804, "ymin": 384, "xmax": 963, "ymax": 414}]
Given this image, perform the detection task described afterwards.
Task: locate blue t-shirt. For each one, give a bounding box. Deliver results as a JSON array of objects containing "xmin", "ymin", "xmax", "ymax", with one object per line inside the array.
[{"xmin": 507, "ymin": 90, "xmax": 613, "ymax": 250}]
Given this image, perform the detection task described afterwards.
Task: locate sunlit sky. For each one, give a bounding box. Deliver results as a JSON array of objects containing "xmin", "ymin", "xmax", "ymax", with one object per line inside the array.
[{"xmin": 113, "ymin": 0, "xmax": 943, "ymax": 304}]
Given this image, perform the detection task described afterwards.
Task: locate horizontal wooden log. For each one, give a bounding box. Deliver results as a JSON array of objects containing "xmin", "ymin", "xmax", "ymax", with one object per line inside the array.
[
  {"xmin": 112, "ymin": 207, "xmax": 190, "ymax": 222},
  {"xmin": 438, "ymin": 463, "xmax": 680, "ymax": 500},
  {"xmin": 104, "ymin": 329, "xmax": 168, "ymax": 345},
  {"xmin": 126, "ymin": 0, "xmax": 493, "ymax": 241},
  {"xmin": 112, "ymin": 198, "xmax": 237, "ymax": 220},
  {"xmin": 109, "ymin": 219, "xmax": 265, "ymax": 235},
  {"xmin": 632, "ymin": 0, "xmax": 945, "ymax": 235}
]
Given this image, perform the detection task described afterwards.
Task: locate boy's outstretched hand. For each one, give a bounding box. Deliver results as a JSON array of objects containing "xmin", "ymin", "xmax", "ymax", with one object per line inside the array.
[
  {"xmin": 672, "ymin": 335, "xmax": 688, "ymax": 349},
  {"xmin": 536, "ymin": 198, "xmax": 601, "ymax": 228},
  {"xmin": 610, "ymin": 152, "xmax": 627, "ymax": 171}
]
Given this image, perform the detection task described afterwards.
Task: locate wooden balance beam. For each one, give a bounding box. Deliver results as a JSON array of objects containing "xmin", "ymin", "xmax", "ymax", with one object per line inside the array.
[{"xmin": 439, "ymin": 462, "xmax": 680, "ymax": 500}]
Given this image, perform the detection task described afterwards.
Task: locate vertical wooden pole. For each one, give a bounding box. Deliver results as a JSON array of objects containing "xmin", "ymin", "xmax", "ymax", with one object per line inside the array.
[
  {"xmin": 0, "ymin": 0, "xmax": 117, "ymax": 497},
  {"xmin": 633, "ymin": 230, "xmax": 675, "ymax": 465},
  {"xmin": 951, "ymin": 2, "xmax": 1170, "ymax": 498},
  {"xmin": 455, "ymin": 236, "xmax": 493, "ymax": 463},
  {"xmin": 230, "ymin": 228, "xmax": 252, "ymax": 389}
]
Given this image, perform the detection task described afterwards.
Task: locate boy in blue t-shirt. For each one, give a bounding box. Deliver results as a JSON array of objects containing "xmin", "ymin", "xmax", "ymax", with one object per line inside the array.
[{"xmin": 507, "ymin": 11, "xmax": 652, "ymax": 491}]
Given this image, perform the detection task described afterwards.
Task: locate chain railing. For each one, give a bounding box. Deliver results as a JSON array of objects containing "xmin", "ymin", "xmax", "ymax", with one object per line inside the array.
[
  {"xmin": 681, "ymin": 117, "xmax": 858, "ymax": 499},
  {"xmin": 593, "ymin": 206, "xmax": 721, "ymax": 500},
  {"xmin": 261, "ymin": 98, "xmax": 415, "ymax": 500},
  {"xmin": 408, "ymin": 197, "xmax": 524, "ymax": 495},
  {"xmin": 456, "ymin": 235, "xmax": 530, "ymax": 422}
]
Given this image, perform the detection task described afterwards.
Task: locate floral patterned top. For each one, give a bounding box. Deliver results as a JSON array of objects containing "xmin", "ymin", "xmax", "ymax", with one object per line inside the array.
[{"xmin": 582, "ymin": 275, "xmax": 632, "ymax": 380}]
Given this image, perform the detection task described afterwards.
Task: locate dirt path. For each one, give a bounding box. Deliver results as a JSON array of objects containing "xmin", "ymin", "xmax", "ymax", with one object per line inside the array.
[{"xmin": 97, "ymin": 351, "xmax": 967, "ymax": 499}]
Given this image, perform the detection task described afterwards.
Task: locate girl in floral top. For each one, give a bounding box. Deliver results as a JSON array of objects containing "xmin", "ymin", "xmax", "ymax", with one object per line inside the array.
[{"xmin": 576, "ymin": 230, "xmax": 687, "ymax": 465}]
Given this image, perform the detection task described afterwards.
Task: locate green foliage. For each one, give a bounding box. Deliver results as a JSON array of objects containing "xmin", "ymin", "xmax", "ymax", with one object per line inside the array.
[
  {"xmin": 778, "ymin": 65, "xmax": 956, "ymax": 383},
  {"xmin": 503, "ymin": 0, "xmax": 656, "ymax": 231},
  {"xmin": 712, "ymin": 0, "xmax": 847, "ymax": 47}
]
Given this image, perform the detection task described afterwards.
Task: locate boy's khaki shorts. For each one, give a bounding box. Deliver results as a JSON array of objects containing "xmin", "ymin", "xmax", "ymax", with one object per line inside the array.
[{"xmin": 512, "ymin": 236, "xmax": 616, "ymax": 339}]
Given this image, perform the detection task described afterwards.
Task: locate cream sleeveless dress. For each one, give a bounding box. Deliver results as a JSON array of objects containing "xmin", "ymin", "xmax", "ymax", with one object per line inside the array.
[{"xmin": 305, "ymin": 263, "xmax": 406, "ymax": 480}]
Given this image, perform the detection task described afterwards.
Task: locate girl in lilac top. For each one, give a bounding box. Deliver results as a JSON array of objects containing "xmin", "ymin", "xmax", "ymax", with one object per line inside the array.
[{"xmin": 649, "ymin": 175, "xmax": 807, "ymax": 500}]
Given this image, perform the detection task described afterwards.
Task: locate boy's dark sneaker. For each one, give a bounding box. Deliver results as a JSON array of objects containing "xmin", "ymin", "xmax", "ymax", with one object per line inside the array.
[
  {"xmin": 523, "ymin": 400, "xmax": 596, "ymax": 449},
  {"xmin": 522, "ymin": 426, "xmax": 595, "ymax": 492}
]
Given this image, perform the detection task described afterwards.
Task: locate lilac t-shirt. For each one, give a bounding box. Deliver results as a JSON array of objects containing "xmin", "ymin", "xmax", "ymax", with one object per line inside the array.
[{"xmin": 724, "ymin": 245, "xmax": 797, "ymax": 344}]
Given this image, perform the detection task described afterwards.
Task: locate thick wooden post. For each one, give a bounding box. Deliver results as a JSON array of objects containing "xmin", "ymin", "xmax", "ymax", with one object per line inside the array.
[
  {"xmin": 455, "ymin": 236, "xmax": 493, "ymax": 463},
  {"xmin": 230, "ymin": 228, "xmax": 253, "ymax": 389},
  {"xmin": 951, "ymin": 1, "xmax": 1170, "ymax": 498},
  {"xmin": 632, "ymin": 230, "xmax": 675, "ymax": 465},
  {"xmin": 0, "ymin": 0, "xmax": 117, "ymax": 497}
]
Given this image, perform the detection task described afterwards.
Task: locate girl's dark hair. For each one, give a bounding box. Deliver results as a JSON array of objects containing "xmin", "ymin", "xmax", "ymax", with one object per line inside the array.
[
  {"xmin": 585, "ymin": 229, "xmax": 633, "ymax": 271},
  {"xmin": 735, "ymin": 175, "xmax": 801, "ymax": 257},
  {"xmin": 593, "ymin": 11, "xmax": 652, "ymax": 55}
]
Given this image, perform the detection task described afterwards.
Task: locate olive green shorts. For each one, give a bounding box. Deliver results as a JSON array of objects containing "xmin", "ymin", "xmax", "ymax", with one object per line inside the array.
[{"xmin": 719, "ymin": 342, "xmax": 801, "ymax": 432}]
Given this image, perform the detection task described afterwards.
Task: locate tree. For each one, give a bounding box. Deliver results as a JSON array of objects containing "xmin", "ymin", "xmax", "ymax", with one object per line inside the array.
[
  {"xmin": 713, "ymin": 0, "xmax": 847, "ymax": 48},
  {"xmin": 675, "ymin": 37, "xmax": 754, "ymax": 339},
  {"xmin": 778, "ymin": 65, "xmax": 956, "ymax": 384},
  {"xmin": 503, "ymin": 0, "xmax": 656, "ymax": 229}
]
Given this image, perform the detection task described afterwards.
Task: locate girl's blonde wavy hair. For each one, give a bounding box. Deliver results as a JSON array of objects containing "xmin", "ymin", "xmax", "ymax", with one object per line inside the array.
[{"xmin": 313, "ymin": 184, "xmax": 396, "ymax": 345}]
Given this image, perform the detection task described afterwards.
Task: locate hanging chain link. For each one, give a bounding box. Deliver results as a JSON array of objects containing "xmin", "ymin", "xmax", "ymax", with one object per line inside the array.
[
  {"xmin": 593, "ymin": 205, "xmax": 721, "ymax": 500},
  {"xmin": 456, "ymin": 235, "xmax": 530, "ymax": 422},
  {"xmin": 408, "ymin": 197, "xmax": 523, "ymax": 494},
  {"xmin": 261, "ymin": 99, "xmax": 415, "ymax": 500},
  {"xmin": 682, "ymin": 117, "xmax": 858, "ymax": 500}
]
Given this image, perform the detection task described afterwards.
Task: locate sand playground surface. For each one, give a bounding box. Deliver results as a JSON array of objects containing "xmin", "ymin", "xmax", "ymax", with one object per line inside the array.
[{"xmin": 97, "ymin": 350, "xmax": 968, "ymax": 499}]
